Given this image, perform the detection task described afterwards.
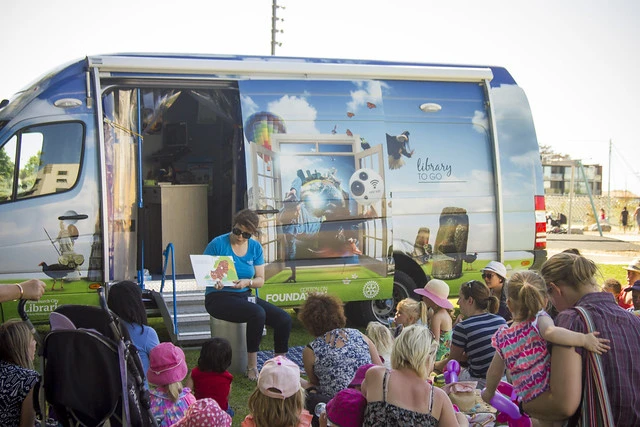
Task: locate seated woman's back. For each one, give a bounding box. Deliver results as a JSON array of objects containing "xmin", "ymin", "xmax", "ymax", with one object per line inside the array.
[
  {"xmin": 310, "ymin": 327, "xmax": 373, "ymax": 397},
  {"xmin": 364, "ymin": 367, "xmax": 442, "ymax": 423}
]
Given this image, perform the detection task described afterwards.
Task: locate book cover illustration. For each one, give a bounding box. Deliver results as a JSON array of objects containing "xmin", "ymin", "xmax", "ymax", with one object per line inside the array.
[{"xmin": 190, "ymin": 255, "xmax": 239, "ymax": 287}]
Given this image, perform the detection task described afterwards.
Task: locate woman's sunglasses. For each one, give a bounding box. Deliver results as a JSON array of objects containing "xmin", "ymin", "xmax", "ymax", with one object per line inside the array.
[
  {"xmin": 482, "ymin": 272, "xmax": 494, "ymax": 280},
  {"xmin": 231, "ymin": 227, "xmax": 252, "ymax": 239}
]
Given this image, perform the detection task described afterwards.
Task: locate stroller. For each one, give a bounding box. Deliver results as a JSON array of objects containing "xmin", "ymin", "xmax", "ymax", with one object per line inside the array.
[{"xmin": 18, "ymin": 289, "xmax": 158, "ymax": 427}]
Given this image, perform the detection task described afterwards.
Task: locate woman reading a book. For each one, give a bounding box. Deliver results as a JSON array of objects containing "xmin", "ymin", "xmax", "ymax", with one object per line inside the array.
[{"xmin": 203, "ymin": 209, "xmax": 292, "ymax": 381}]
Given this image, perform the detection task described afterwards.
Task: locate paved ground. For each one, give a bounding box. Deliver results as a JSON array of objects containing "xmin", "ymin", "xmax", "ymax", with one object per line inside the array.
[{"xmin": 547, "ymin": 230, "xmax": 640, "ymax": 264}]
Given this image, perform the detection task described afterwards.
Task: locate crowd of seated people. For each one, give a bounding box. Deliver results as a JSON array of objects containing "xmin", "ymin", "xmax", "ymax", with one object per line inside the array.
[{"xmin": 4, "ymin": 251, "xmax": 640, "ymax": 426}]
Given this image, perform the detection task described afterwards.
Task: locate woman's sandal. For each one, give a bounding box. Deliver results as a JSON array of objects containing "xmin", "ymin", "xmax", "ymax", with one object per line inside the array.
[{"xmin": 246, "ymin": 367, "xmax": 259, "ymax": 381}]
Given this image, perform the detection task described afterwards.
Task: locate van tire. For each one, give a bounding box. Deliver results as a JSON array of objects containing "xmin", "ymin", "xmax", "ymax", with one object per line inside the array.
[{"xmin": 345, "ymin": 271, "xmax": 417, "ymax": 327}]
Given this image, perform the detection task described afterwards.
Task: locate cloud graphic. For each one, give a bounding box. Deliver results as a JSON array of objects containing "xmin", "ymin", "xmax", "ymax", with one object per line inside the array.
[
  {"xmin": 240, "ymin": 94, "xmax": 259, "ymax": 118},
  {"xmin": 268, "ymin": 95, "xmax": 319, "ymax": 134},
  {"xmin": 347, "ymin": 81, "xmax": 384, "ymax": 112}
]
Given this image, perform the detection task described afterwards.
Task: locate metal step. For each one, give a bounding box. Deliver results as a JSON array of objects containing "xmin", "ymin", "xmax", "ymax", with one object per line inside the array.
[{"xmin": 147, "ymin": 287, "xmax": 212, "ymax": 346}]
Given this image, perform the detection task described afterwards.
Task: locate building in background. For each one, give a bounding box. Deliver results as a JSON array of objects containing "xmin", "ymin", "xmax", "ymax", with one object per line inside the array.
[{"xmin": 542, "ymin": 159, "xmax": 603, "ymax": 195}]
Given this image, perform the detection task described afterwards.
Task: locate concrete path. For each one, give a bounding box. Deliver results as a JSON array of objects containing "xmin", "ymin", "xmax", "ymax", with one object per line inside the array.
[{"xmin": 547, "ymin": 231, "xmax": 640, "ymax": 264}]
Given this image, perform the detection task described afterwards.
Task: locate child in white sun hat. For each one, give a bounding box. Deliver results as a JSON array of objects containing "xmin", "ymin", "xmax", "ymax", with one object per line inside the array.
[{"xmin": 414, "ymin": 279, "xmax": 453, "ymax": 361}]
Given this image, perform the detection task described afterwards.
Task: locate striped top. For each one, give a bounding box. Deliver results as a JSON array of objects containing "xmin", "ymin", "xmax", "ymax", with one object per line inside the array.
[
  {"xmin": 492, "ymin": 310, "xmax": 550, "ymax": 402},
  {"xmin": 451, "ymin": 313, "xmax": 506, "ymax": 378}
]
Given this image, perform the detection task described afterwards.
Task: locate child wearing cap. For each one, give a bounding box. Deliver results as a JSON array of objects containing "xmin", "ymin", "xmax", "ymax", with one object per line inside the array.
[
  {"xmin": 414, "ymin": 279, "xmax": 453, "ymax": 362},
  {"xmin": 623, "ymin": 257, "xmax": 640, "ymax": 306},
  {"xmin": 147, "ymin": 342, "xmax": 196, "ymax": 427},
  {"xmin": 242, "ymin": 356, "xmax": 312, "ymax": 427},
  {"xmin": 624, "ymin": 279, "xmax": 640, "ymax": 313}
]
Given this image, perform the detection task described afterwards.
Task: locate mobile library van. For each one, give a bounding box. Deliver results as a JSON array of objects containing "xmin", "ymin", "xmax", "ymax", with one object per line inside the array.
[{"xmin": 0, "ymin": 54, "xmax": 547, "ymax": 336}]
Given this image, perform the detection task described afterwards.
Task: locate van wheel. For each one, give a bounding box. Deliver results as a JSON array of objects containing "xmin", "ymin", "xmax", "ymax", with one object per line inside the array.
[{"xmin": 345, "ymin": 271, "xmax": 417, "ymax": 327}]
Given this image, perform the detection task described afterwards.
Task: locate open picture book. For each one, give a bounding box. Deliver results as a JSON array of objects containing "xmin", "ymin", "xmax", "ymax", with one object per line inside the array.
[{"xmin": 190, "ymin": 255, "xmax": 239, "ymax": 287}]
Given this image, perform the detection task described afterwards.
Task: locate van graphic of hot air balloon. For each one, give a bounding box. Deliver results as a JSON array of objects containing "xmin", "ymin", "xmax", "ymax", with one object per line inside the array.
[{"xmin": 244, "ymin": 112, "xmax": 287, "ymax": 171}]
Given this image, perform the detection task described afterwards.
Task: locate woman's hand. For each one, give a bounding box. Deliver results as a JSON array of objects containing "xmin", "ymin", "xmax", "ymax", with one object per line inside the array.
[{"xmin": 231, "ymin": 279, "xmax": 252, "ymax": 289}]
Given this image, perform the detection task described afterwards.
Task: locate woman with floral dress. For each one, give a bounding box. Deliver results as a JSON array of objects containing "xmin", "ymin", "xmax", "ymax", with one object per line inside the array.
[{"xmin": 298, "ymin": 293, "xmax": 382, "ymax": 424}]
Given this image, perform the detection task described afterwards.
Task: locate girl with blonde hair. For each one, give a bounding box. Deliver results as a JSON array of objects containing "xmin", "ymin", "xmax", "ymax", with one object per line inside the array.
[
  {"xmin": 366, "ymin": 321, "xmax": 394, "ymax": 369},
  {"xmin": 392, "ymin": 297, "xmax": 428, "ymax": 337},
  {"xmin": 242, "ymin": 356, "xmax": 312, "ymax": 427}
]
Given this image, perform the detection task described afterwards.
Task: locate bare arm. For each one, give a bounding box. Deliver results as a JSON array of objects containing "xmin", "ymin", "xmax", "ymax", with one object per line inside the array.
[
  {"xmin": 232, "ymin": 264, "xmax": 265, "ymax": 289},
  {"xmin": 431, "ymin": 313, "xmax": 442, "ymax": 342},
  {"xmin": 301, "ymin": 346, "xmax": 319, "ymax": 387},
  {"xmin": 361, "ymin": 365, "xmax": 386, "ymax": 402},
  {"xmin": 19, "ymin": 387, "xmax": 36, "ymax": 427},
  {"xmin": 481, "ymin": 352, "xmax": 506, "ymax": 403},
  {"xmin": 538, "ymin": 315, "xmax": 610, "ymax": 354},
  {"xmin": 0, "ymin": 279, "xmax": 46, "ymax": 303},
  {"xmin": 362, "ymin": 333, "xmax": 383, "ymax": 365},
  {"xmin": 434, "ymin": 343, "xmax": 466, "ymax": 372},
  {"xmin": 524, "ymin": 345, "xmax": 582, "ymax": 420},
  {"xmin": 184, "ymin": 372, "xmax": 194, "ymax": 391},
  {"xmin": 434, "ymin": 387, "xmax": 469, "ymax": 427}
]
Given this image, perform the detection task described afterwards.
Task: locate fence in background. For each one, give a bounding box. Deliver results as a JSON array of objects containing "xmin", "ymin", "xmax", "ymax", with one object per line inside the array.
[{"xmin": 545, "ymin": 195, "xmax": 640, "ymax": 231}]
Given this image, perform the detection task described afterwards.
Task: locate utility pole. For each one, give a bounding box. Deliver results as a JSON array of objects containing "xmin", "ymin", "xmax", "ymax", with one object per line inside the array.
[
  {"xmin": 608, "ymin": 139, "xmax": 612, "ymax": 198},
  {"xmin": 608, "ymin": 139, "xmax": 612, "ymax": 220},
  {"xmin": 271, "ymin": 0, "xmax": 285, "ymax": 55}
]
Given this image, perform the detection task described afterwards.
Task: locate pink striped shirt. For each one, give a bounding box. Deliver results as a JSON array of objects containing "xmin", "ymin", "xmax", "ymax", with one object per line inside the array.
[{"xmin": 491, "ymin": 311, "xmax": 550, "ymax": 403}]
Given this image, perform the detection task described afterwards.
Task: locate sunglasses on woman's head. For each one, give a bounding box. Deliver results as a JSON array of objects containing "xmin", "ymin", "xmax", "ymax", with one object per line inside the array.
[
  {"xmin": 482, "ymin": 272, "xmax": 494, "ymax": 280},
  {"xmin": 231, "ymin": 227, "xmax": 252, "ymax": 239}
]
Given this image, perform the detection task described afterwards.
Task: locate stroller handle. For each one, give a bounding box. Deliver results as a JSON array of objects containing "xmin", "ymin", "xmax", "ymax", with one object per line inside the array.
[
  {"xmin": 97, "ymin": 286, "xmax": 108, "ymax": 311},
  {"xmin": 17, "ymin": 298, "xmax": 29, "ymax": 321},
  {"xmin": 17, "ymin": 299, "xmax": 41, "ymax": 348}
]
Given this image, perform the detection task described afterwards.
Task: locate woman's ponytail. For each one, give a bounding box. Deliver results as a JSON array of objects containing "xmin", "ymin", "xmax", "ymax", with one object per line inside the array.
[{"xmin": 485, "ymin": 295, "xmax": 500, "ymax": 314}]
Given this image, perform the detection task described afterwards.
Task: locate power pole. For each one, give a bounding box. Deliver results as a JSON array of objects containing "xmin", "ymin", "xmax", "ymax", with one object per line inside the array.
[
  {"xmin": 608, "ymin": 138, "xmax": 612, "ymax": 220},
  {"xmin": 271, "ymin": 0, "xmax": 285, "ymax": 55}
]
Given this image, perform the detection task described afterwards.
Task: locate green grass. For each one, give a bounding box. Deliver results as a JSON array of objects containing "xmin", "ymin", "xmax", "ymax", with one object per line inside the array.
[{"xmin": 595, "ymin": 264, "xmax": 628, "ymax": 285}]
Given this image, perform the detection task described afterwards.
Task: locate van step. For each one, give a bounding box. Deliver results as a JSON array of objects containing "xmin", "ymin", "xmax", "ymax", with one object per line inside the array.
[{"xmin": 149, "ymin": 289, "xmax": 212, "ymax": 346}]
